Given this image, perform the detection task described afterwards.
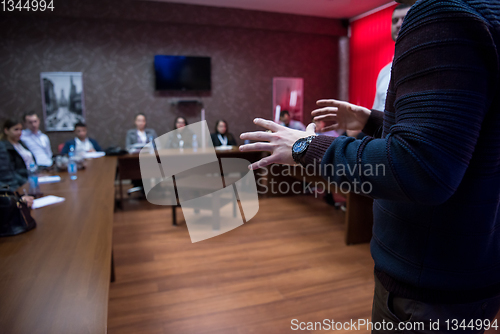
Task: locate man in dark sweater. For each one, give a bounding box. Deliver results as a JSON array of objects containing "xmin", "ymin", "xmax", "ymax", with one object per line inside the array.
[{"xmin": 240, "ymin": 0, "xmax": 500, "ymax": 332}]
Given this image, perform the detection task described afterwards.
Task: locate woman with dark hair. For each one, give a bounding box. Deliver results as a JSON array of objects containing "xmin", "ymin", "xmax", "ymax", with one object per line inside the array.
[
  {"xmin": 0, "ymin": 119, "xmax": 36, "ymax": 188},
  {"xmin": 173, "ymin": 116, "xmax": 188, "ymax": 130},
  {"xmin": 211, "ymin": 119, "xmax": 237, "ymax": 147},
  {"xmin": 166, "ymin": 116, "xmax": 193, "ymax": 149},
  {"xmin": 125, "ymin": 113, "xmax": 157, "ymax": 152}
]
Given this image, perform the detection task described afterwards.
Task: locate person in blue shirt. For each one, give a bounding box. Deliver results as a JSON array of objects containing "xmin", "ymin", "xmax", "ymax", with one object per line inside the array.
[{"xmin": 61, "ymin": 122, "xmax": 102, "ymax": 155}]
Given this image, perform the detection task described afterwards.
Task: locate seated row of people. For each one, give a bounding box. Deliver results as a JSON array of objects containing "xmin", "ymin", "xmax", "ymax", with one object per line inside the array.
[
  {"xmin": 126, "ymin": 114, "xmax": 237, "ymax": 151},
  {"xmin": 0, "ymin": 112, "xmax": 238, "ymax": 190},
  {"xmin": 2, "ymin": 112, "xmax": 101, "ymax": 167}
]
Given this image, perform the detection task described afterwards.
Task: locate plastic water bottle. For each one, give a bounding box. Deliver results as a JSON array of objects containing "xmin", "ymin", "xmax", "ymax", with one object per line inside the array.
[
  {"xmin": 28, "ymin": 163, "xmax": 40, "ymax": 195},
  {"xmin": 68, "ymin": 148, "xmax": 78, "ymax": 180},
  {"xmin": 148, "ymin": 135, "xmax": 155, "ymax": 154},
  {"xmin": 192, "ymin": 134, "xmax": 198, "ymax": 151}
]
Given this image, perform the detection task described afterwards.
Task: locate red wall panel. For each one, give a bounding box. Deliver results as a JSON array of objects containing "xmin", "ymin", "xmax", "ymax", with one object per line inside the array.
[{"xmin": 349, "ymin": 4, "xmax": 397, "ymax": 108}]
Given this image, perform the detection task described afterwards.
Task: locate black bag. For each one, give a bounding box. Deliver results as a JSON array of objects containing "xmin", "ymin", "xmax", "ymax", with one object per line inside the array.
[
  {"xmin": 105, "ymin": 146, "xmax": 128, "ymax": 156},
  {"xmin": 0, "ymin": 186, "xmax": 37, "ymax": 237}
]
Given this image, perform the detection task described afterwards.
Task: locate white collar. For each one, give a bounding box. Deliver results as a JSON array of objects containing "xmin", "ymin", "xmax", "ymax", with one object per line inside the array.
[{"xmin": 217, "ymin": 133, "xmax": 228, "ymax": 146}]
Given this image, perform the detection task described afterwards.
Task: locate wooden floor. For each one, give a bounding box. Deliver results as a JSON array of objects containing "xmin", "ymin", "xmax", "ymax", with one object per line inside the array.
[
  {"xmin": 108, "ymin": 194, "xmax": 500, "ymax": 334},
  {"xmin": 108, "ymin": 194, "xmax": 375, "ymax": 334}
]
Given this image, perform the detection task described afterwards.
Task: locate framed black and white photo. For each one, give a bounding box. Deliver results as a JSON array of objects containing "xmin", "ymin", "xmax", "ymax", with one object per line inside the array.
[{"xmin": 40, "ymin": 72, "xmax": 86, "ymax": 132}]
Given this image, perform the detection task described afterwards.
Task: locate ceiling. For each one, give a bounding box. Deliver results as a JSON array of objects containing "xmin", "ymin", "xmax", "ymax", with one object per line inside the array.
[{"xmin": 146, "ymin": 0, "xmax": 395, "ymax": 19}]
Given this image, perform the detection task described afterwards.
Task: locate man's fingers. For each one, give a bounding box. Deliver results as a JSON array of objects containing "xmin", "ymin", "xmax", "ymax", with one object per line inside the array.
[
  {"xmin": 248, "ymin": 156, "xmax": 274, "ymax": 170},
  {"xmin": 306, "ymin": 123, "xmax": 316, "ymax": 135},
  {"xmin": 253, "ymin": 118, "xmax": 281, "ymax": 132},
  {"xmin": 321, "ymin": 125, "xmax": 339, "ymax": 132},
  {"xmin": 311, "ymin": 107, "xmax": 338, "ymax": 117},
  {"xmin": 239, "ymin": 142, "xmax": 274, "ymax": 152},
  {"xmin": 316, "ymin": 99, "xmax": 343, "ymax": 107},
  {"xmin": 313, "ymin": 114, "xmax": 337, "ymax": 123},
  {"xmin": 240, "ymin": 131, "xmax": 273, "ymax": 142}
]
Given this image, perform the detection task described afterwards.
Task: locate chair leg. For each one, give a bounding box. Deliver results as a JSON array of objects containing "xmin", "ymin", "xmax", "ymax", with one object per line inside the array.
[
  {"xmin": 172, "ymin": 205, "xmax": 177, "ymax": 226},
  {"xmin": 119, "ymin": 178, "xmax": 124, "ymax": 210},
  {"xmin": 110, "ymin": 250, "xmax": 116, "ymax": 283},
  {"xmin": 233, "ymin": 197, "xmax": 237, "ymax": 217}
]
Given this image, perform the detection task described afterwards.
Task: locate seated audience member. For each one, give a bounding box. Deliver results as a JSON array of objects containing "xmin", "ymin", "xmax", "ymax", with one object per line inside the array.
[
  {"xmin": 125, "ymin": 113, "xmax": 157, "ymax": 151},
  {"xmin": 211, "ymin": 119, "xmax": 237, "ymax": 147},
  {"xmin": 279, "ymin": 110, "xmax": 306, "ymax": 131},
  {"xmin": 0, "ymin": 142, "xmax": 34, "ymax": 205},
  {"xmin": 314, "ymin": 119, "xmax": 339, "ymax": 137},
  {"xmin": 0, "ymin": 141, "xmax": 20, "ymax": 189},
  {"xmin": 166, "ymin": 116, "xmax": 193, "ymax": 149},
  {"xmin": 61, "ymin": 122, "xmax": 102, "ymax": 155},
  {"xmin": 1, "ymin": 119, "xmax": 35, "ymax": 187},
  {"xmin": 0, "ymin": 140, "xmax": 25, "ymax": 190},
  {"xmin": 21, "ymin": 111, "xmax": 53, "ymax": 167},
  {"xmin": 0, "ymin": 144, "xmax": 34, "ymax": 206},
  {"xmin": 0, "ymin": 141, "xmax": 35, "ymax": 207}
]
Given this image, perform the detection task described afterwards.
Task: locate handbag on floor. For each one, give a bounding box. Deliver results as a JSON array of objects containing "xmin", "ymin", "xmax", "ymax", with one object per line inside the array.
[{"xmin": 0, "ymin": 186, "xmax": 36, "ymax": 237}]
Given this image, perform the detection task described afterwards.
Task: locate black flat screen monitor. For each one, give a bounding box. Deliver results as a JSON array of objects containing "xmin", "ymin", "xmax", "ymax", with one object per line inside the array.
[{"xmin": 154, "ymin": 55, "xmax": 211, "ymax": 91}]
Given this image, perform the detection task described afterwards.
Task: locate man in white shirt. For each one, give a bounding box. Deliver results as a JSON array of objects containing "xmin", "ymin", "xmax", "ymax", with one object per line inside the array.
[
  {"xmin": 348, "ymin": 4, "xmax": 410, "ymax": 138},
  {"xmin": 372, "ymin": 63, "xmax": 393, "ymax": 112},
  {"xmin": 372, "ymin": 4, "xmax": 411, "ymax": 111},
  {"xmin": 279, "ymin": 110, "xmax": 306, "ymax": 131},
  {"xmin": 21, "ymin": 111, "xmax": 53, "ymax": 167}
]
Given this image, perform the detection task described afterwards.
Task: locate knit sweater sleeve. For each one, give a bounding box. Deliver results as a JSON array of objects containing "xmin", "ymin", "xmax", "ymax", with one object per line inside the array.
[
  {"xmin": 304, "ymin": 0, "xmax": 498, "ymax": 205},
  {"xmin": 362, "ymin": 109, "xmax": 384, "ymax": 138}
]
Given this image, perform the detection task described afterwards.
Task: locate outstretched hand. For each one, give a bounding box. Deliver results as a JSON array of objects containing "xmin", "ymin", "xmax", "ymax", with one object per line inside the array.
[
  {"xmin": 239, "ymin": 118, "xmax": 316, "ymax": 170},
  {"xmin": 312, "ymin": 99, "xmax": 371, "ymax": 133}
]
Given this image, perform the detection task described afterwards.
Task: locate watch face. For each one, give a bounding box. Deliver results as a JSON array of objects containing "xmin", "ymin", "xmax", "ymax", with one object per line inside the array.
[{"xmin": 293, "ymin": 138, "xmax": 308, "ymax": 154}]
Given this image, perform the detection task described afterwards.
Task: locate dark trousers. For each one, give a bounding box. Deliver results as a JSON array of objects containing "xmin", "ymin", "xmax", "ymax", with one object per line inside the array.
[{"xmin": 372, "ymin": 275, "xmax": 500, "ymax": 334}]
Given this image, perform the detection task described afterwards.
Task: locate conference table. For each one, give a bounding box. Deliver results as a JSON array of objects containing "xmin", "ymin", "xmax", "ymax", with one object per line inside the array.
[
  {"xmin": 0, "ymin": 156, "xmax": 117, "ymax": 334},
  {"xmin": 117, "ymin": 146, "xmax": 264, "ymax": 207},
  {"xmin": 118, "ymin": 147, "xmax": 373, "ymax": 244}
]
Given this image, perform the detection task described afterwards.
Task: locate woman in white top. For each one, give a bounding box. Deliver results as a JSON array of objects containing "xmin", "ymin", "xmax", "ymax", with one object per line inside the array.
[
  {"xmin": 1, "ymin": 119, "xmax": 36, "ymax": 186},
  {"xmin": 125, "ymin": 113, "xmax": 157, "ymax": 152}
]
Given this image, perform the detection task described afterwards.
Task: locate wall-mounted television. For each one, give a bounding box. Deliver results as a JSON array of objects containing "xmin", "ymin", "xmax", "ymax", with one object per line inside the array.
[{"xmin": 154, "ymin": 55, "xmax": 211, "ymax": 91}]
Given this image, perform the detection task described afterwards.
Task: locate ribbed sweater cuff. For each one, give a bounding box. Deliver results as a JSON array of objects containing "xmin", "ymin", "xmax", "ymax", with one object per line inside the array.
[
  {"xmin": 363, "ymin": 109, "xmax": 384, "ymax": 137},
  {"xmin": 302, "ymin": 135, "xmax": 336, "ymax": 173}
]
